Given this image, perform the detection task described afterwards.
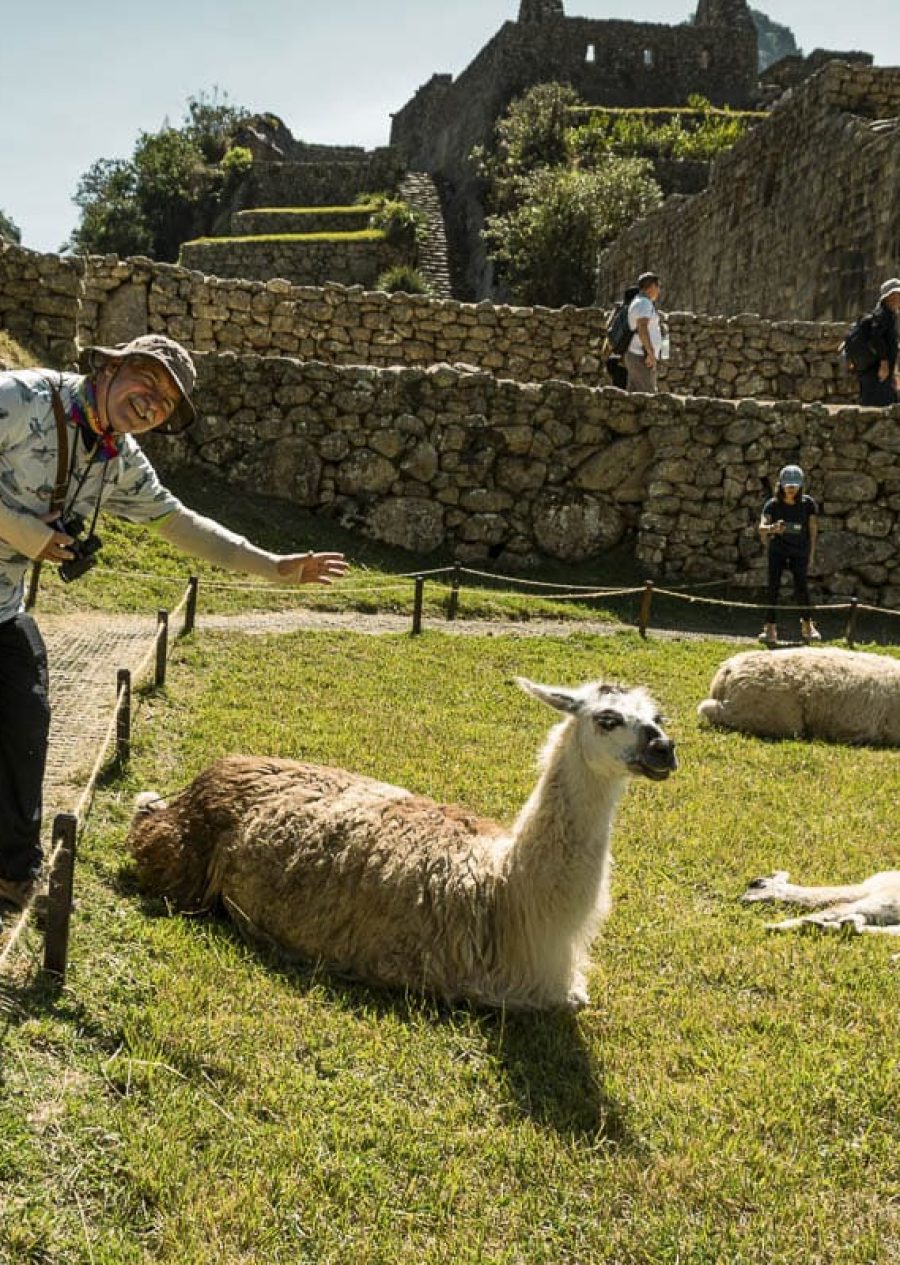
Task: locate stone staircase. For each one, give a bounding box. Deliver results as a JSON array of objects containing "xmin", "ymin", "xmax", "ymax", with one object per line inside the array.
[{"xmin": 398, "ymin": 173, "xmax": 454, "ymax": 300}]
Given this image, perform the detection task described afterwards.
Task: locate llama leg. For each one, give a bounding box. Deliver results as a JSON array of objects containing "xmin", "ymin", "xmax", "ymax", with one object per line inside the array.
[
  {"xmin": 858, "ymin": 923, "xmax": 900, "ymax": 936},
  {"xmin": 565, "ymin": 973, "xmax": 590, "ymax": 1010},
  {"xmin": 742, "ymin": 872, "xmax": 873, "ymax": 908},
  {"xmin": 765, "ymin": 906, "xmax": 867, "ymax": 935}
]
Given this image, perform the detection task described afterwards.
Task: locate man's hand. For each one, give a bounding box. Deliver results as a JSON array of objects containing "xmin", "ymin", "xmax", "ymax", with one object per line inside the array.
[
  {"xmin": 36, "ymin": 528, "xmax": 75, "ymax": 563},
  {"xmin": 275, "ymin": 551, "xmax": 349, "ymax": 585},
  {"xmin": 877, "ymin": 359, "xmax": 890, "ymax": 382}
]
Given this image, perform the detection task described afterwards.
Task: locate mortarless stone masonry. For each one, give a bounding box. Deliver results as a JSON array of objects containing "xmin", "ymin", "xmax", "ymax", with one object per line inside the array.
[
  {"xmin": 134, "ymin": 353, "xmax": 900, "ymax": 606},
  {"xmin": 3, "ymin": 238, "xmax": 899, "ymax": 603},
  {"xmin": 597, "ymin": 62, "xmax": 900, "ymax": 322}
]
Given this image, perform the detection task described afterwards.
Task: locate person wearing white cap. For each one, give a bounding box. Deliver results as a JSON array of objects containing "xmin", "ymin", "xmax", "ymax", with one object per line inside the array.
[
  {"xmin": 852, "ymin": 279, "xmax": 900, "ymax": 407},
  {"xmin": 0, "ymin": 336, "xmax": 349, "ymax": 922},
  {"xmin": 757, "ymin": 464, "xmax": 820, "ymax": 647}
]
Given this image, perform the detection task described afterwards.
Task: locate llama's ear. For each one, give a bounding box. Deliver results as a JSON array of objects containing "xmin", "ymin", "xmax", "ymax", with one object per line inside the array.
[{"xmin": 514, "ymin": 677, "xmax": 583, "ymax": 715}]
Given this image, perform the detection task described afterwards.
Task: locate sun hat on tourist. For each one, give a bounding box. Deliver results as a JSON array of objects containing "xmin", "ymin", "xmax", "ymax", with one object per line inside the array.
[
  {"xmin": 80, "ymin": 333, "xmax": 197, "ymax": 434},
  {"xmin": 879, "ymin": 278, "xmax": 900, "ymax": 302},
  {"xmin": 778, "ymin": 464, "xmax": 804, "ymax": 488}
]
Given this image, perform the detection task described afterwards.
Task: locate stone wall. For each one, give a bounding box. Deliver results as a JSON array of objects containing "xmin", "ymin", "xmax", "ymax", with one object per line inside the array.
[
  {"xmin": 597, "ymin": 62, "xmax": 900, "ymax": 322},
  {"xmin": 0, "ymin": 241, "xmax": 860, "ymax": 402},
  {"xmin": 178, "ymin": 237, "xmax": 405, "ymax": 290},
  {"xmin": 242, "ymin": 149, "xmax": 406, "ymax": 209},
  {"xmin": 0, "ymin": 242, "xmax": 81, "ymax": 366},
  {"xmin": 231, "ymin": 208, "xmax": 374, "ymax": 236},
  {"xmin": 137, "ymin": 352, "xmax": 900, "ymax": 606}
]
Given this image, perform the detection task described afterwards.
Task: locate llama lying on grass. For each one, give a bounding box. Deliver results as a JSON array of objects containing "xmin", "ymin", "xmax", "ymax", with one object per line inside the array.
[
  {"xmin": 127, "ymin": 677, "xmax": 676, "ymax": 1010},
  {"xmin": 742, "ymin": 870, "xmax": 900, "ymax": 936},
  {"xmin": 697, "ymin": 647, "xmax": 900, "ymax": 745}
]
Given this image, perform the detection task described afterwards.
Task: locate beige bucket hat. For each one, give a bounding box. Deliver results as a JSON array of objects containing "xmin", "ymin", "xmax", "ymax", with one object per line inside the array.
[{"xmin": 80, "ymin": 333, "xmax": 197, "ymax": 434}]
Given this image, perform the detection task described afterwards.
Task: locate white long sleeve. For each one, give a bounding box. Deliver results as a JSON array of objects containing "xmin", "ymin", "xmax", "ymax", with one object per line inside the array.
[{"xmin": 154, "ymin": 507, "xmax": 283, "ymax": 581}]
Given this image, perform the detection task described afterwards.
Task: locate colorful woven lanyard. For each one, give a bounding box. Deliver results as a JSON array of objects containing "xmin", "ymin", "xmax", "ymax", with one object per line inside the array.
[{"xmin": 70, "ymin": 379, "xmax": 119, "ymax": 461}]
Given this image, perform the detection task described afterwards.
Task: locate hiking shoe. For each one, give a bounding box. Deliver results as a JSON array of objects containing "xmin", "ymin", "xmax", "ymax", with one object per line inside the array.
[
  {"xmin": 801, "ymin": 619, "xmax": 822, "ymax": 643},
  {"xmin": 0, "ymin": 872, "xmax": 45, "ymax": 914},
  {"xmin": 0, "ymin": 875, "xmax": 37, "ymax": 911},
  {"xmin": 758, "ymin": 623, "xmax": 778, "ymax": 646}
]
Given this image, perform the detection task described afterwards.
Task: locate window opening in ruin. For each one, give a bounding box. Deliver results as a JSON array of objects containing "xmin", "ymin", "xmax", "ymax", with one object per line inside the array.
[
  {"xmin": 643, "ymin": 48, "xmax": 654, "ymax": 68},
  {"xmin": 700, "ymin": 49, "xmax": 711, "ymax": 70},
  {"xmin": 585, "ymin": 43, "xmax": 596, "ymax": 63}
]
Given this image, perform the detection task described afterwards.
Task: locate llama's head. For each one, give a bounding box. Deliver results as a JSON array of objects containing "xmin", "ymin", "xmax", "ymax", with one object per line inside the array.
[{"xmin": 515, "ymin": 678, "xmax": 677, "ymax": 782}]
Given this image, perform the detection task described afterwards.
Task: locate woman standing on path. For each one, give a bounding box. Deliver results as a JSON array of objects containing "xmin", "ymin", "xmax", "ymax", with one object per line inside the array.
[{"xmin": 758, "ymin": 464, "xmax": 821, "ymax": 647}]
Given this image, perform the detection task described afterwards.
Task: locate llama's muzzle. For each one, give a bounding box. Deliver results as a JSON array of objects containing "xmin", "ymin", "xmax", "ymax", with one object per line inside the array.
[{"xmin": 633, "ymin": 734, "xmax": 677, "ymax": 781}]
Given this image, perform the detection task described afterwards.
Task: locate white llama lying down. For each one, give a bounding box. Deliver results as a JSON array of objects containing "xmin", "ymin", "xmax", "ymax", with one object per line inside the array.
[
  {"xmin": 127, "ymin": 677, "xmax": 676, "ymax": 1010},
  {"xmin": 742, "ymin": 870, "xmax": 900, "ymax": 936},
  {"xmin": 697, "ymin": 647, "xmax": 900, "ymax": 745}
]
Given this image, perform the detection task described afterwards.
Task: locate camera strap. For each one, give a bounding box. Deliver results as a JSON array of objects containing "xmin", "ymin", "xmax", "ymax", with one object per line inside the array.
[{"xmin": 25, "ymin": 380, "xmax": 72, "ymax": 610}]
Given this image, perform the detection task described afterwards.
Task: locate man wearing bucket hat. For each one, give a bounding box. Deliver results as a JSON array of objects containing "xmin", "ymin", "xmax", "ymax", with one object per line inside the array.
[
  {"xmin": 0, "ymin": 334, "xmax": 348, "ymax": 920},
  {"xmin": 846, "ymin": 279, "xmax": 900, "ymax": 407},
  {"xmin": 758, "ymin": 464, "xmax": 820, "ymax": 648}
]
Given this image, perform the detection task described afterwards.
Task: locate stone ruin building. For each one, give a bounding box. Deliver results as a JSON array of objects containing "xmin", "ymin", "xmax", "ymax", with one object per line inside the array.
[
  {"xmin": 2, "ymin": 4, "xmax": 896, "ymax": 605},
  {"xmin": 388, "ymin": 0, "xmax": 872, "ymax": 299}
]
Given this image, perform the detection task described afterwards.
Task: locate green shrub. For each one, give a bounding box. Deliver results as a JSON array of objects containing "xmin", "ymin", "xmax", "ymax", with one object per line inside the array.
[
  {"xmin": 375, "ymin": 264, "xmax": 433, "ymax": 296},
  {"xmin": 368, "ymin": 199, "xmax": 425, "ymax": 247},
  {"xmin": 220, "ymin": 145, "xmax": 253, "ymax": 184}
]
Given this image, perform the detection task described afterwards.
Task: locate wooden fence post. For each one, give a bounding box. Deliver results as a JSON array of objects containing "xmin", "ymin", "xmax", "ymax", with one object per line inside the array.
[
  {"xmin": 155, "ymin": 610, "xmax": 169, "ymax": 687},
  {"xmin": 845, "ymin": 597, "xmax": 859, "ymax": 649},
  {"xmin": 116, "ymin": 669, "xmax": 132, "ymax": 764},
  {"xmin": 638, "ymin": 581, "xmax": 654, "ymax": 640},
  {"xmin": 447, "ymin": 564, "xmax": 461, "ymax": 622},
  {"xmin": 184, "ymin": 576, "xmax": 199, "ymax": 636},
  {"xmin": 412, "ymin": 576, "xmax": 425, "ymax": 636},
  {"xmin": 42, "ymin": 813, "xmax": 78, "ymax": 983}
]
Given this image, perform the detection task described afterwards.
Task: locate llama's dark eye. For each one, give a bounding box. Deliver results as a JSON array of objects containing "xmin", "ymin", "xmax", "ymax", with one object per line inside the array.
[{"xmin": 595, "ymin": 711, "xmax": 623, "ymax": 731}]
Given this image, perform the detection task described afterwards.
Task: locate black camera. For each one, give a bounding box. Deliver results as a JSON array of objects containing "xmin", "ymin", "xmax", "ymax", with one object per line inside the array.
[{"xmin": 52, "ymin": 512, "xmax": 103, "ymax": 583}]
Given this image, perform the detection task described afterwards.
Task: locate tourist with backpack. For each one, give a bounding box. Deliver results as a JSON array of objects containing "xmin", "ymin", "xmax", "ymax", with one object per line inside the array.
[
  {"xmin": 602, "ymin": 284, "xmax": 638, "ymax": 389},
  {"xmin": 840, "ymin": 278, "xmax": 900, "ymax": 407},
  {"xmin": 625, "ymin": 272, "xmax": 663, "ymax": 394}
]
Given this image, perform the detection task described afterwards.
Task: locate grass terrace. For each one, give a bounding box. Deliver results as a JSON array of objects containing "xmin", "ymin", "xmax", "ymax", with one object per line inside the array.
[{"xmin": 181, "ymin": 229, "xmax": 388, "ymax": 246}]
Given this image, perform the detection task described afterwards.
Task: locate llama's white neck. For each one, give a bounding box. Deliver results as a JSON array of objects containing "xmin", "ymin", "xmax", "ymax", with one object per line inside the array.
[{"xmin": 503, "ymin": 718, "xmax": 627, "ymax": 925}]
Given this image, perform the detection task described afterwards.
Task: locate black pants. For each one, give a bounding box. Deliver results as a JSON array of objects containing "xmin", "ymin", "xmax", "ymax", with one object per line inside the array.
[
  {"xmin": 766, "ymin": 551, "xmax": 811, "ymax": 624},
  {"xmin": 0, "ymin": 614, "xmax": 50, "ymax": 882},
  {"xmin": 858, "ymin": 370, "xmax": 898, "ymax": 407}
]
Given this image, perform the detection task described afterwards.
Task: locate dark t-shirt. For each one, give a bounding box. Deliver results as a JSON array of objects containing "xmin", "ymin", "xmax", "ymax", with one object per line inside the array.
[{"xmin": 762, "ymin": 494, "xmax": 817, "ymax": 558}]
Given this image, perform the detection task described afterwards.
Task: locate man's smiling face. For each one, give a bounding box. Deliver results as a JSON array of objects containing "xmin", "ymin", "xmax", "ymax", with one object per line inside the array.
[{"xmin": 97, "ymin": 354, "xmax": 182, "ymax": 435}]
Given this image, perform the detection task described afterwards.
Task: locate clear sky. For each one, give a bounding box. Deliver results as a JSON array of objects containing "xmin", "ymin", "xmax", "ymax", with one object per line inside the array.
[{"xmin": 2, "ymin": 0, "xmax": 897, "ymax": 254}]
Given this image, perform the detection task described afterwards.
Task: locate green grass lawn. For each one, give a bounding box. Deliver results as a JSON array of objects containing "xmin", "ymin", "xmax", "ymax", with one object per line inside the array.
[{"xmin": 2, "ymin": 630, "xmax": 898, "ymax": 1263}]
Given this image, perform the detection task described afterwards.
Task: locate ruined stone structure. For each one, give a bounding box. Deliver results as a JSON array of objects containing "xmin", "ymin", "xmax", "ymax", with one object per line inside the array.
[
  {"xmin": 391, "ymin": 0, "xmax": 760, "ymax": 297},
  {"xmin": 392, "ymin": 0, "xmax": 759, "ymax": 174},
  {"xmin": 132, "ymin": 353, "xmax": 900, "ymax": 606},
  {"xmin": 597, "ymin": 62, "xmax": 900, "ymax": 322},
  {"xmin": 179, "ymin": 231, "xmax": 407, "ymax": 291},
  {"xmin": 3, "ymin": 234, "xmax": 899, "ymax": 606},
  {"xmin": 0, "ymin": 241, "xmax": 859, "ymax": 404}
]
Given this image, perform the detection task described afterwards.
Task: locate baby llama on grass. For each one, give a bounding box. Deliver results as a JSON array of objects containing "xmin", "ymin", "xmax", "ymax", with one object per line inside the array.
[
  {"xmin": 697, "ymin": 647, "xmax": 900, "ymax": 745},
  {"xmin": 127, "ymin": 677, "xmax": 676, "ymax": 1010}
]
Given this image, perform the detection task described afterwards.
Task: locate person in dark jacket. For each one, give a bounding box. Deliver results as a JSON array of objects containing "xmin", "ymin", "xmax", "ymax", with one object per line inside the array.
[
  {"xmin": 856, "ymin": 278, "xmax": 900, "ymax": 407},
  {"xmin": 758, "ymin": 464, "xmax": 820, "ymax": 647}
]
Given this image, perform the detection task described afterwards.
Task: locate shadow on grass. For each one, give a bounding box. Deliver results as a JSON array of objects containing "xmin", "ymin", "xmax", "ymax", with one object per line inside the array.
[{"xmin": 122, "ymin": 877, "xmax": 633, "ymax": 1147}]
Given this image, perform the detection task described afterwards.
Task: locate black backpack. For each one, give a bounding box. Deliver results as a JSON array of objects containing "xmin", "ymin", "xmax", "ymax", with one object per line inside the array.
[
  {"xmin": 840, "ymin": 313, "xmax": 881, "ymax": 373},
  {"xmin": 605, "ymin": 286, "xmax": 639, "ymax": 356}
]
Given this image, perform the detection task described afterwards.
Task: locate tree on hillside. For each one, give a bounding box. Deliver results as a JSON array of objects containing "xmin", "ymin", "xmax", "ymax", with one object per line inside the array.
[
  {"xmin": 0, "ymin": 208, "xmax": 21, "ymax": 245},
  {"xmin": 477, "ymin": 83, "xmax": 662, "ymax": 307},
  {"xmin": 66, "ymin": 89, "xmax": 251, "ymax": 261},
  {"xmin": 484, "ymin": 161, "xmax": 662, "ymax": 308}
]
